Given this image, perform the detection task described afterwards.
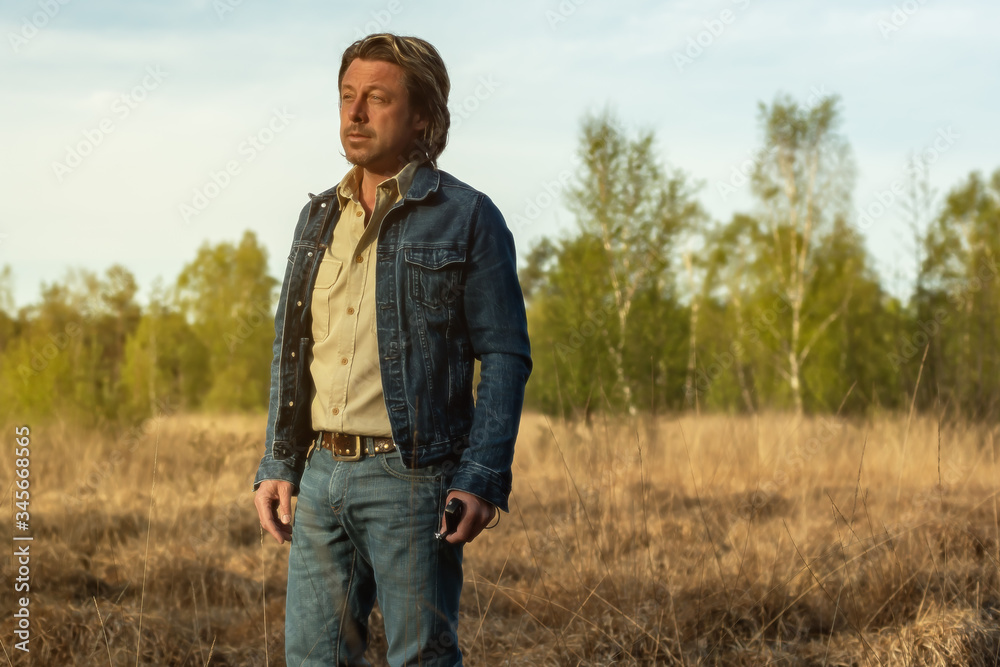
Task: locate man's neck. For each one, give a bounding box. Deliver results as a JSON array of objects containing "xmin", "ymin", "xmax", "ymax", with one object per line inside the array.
[{"xmin": 357, "ymin": 167, "xmax": 394, "ymax": 217}]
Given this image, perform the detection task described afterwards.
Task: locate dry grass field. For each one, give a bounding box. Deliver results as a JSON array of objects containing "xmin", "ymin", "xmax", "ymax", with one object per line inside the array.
[{"xmin": 3, "ymin": 410, "xmax": 1000, "ymax": 665}]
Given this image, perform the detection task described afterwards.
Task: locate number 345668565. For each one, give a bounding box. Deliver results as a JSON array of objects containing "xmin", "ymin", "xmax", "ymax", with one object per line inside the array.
[{"xmin": 14, "ymin": 426, "xmax": 30, "ymax": 494}]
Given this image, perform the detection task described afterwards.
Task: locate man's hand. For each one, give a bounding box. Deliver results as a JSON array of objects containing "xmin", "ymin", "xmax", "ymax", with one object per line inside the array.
[
  {"xmin": 255, "ymin": 479, "xmax": 295, "ymax": 544},
  {"xmin": 440, "ymin": 490, "xmax": 496, "ymax": 545}
]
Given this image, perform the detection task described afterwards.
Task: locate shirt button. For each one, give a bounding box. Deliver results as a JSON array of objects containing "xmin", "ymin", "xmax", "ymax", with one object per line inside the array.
[
  {"xmin": 346, "ymin": 307, "xmax": 355, "ymax": 315},
  {"xmin": 331, "ymin": 407, "xmax": 340, "ymax": 415},
  {"xmin": 355, "ymin": 210, "xmax": 363, "ymax": 217},
  {"xmin": 355, "ymin": 256, "xmax": 363, "ymax": 263},
  {"xmin": 340, "ymin": 357, "xmax": 349, "ymax": 365}
]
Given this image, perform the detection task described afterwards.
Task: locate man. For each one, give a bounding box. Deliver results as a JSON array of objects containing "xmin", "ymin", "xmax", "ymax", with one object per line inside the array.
[{"xmin": 252, "ymin": 34, "xmax": 531, "ymax": 666}]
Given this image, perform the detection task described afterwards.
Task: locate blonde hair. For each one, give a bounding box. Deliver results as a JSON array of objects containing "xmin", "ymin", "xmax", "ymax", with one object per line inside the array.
[{"xmin": 339, "ymin": 34, "xmax": 450, "ymax": 166}]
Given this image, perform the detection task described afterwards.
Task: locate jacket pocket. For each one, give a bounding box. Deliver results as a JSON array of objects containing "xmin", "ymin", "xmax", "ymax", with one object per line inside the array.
[{"xmin": 403, "ymin": 245, "xmax": 466, "ymax": 309}]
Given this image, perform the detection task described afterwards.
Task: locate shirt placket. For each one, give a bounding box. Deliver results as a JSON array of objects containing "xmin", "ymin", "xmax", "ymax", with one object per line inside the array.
[{"xmin": 326, "ymin": 200, "xmax": 362, "ymax": 429}]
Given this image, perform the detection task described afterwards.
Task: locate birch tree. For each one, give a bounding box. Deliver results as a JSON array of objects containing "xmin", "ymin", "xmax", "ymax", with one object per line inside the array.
[
  {"xmin": 566, "ymin": 111, "xmax": 702, "ymax": 414},
  {"xmin": 749, "ymin": 94, "xmax": 855, "ymax": 414}
]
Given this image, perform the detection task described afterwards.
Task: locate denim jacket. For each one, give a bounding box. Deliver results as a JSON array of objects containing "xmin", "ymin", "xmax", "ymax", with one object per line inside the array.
[{"xmin": 253, "ymin": 164, "xmax": 531, "ymax": 511}]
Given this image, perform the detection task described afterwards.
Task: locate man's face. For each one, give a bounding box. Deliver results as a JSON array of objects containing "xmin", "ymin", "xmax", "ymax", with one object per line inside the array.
[{"xmin": 339, "ymin": 58, "xmax": 427, "ymax": 177}]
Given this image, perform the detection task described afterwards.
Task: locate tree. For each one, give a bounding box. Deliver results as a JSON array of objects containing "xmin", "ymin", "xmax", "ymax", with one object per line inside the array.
[
  {"xmin": 173, "ymin": 230, "xmax": 277, "ymax": 411},
  {"xmin": 917, "ymin": 168, "xmax": 1000, "ymax": 418},
  {"xmin": 561, "ymin": 110, "xmax": 703, "ymax": 414},
  {"xmin": 0, "ymin": 265, "xmax": 140, "ymax": 423},
  {"xmin": 746, "ymin": 93, "xmax": 855, "ymax": 414},
  {"xmin": 120, "ymin": 280, "xmax": 209, "ymax": 420}
]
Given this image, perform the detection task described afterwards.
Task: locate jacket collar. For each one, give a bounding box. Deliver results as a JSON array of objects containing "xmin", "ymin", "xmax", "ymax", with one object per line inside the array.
[
  {"xmin": 403, "ymin": 162, "xmax": 440, "ymax": 202},
  {"xmin": 308, "ymin": 161, "xmax": 440, "ymax": 205}
]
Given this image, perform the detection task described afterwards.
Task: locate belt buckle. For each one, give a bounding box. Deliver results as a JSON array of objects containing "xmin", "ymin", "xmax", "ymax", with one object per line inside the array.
[{"xmin": 331, "ymin": 434, "xmax": 363, "ymax": 462}]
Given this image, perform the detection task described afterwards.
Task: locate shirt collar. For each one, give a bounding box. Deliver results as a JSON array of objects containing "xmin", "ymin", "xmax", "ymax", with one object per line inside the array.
[{"xmin": 336, "ymin": 160, "xmax": 421, "ymax": 209}]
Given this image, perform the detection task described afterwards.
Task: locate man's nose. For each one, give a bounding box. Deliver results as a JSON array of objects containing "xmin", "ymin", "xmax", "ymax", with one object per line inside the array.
[{"xmin": 346, "ymin": 98, "xmax": 366, "ymax": 122}]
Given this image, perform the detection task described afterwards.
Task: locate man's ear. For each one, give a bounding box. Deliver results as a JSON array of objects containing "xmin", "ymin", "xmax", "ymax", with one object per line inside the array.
[{"xmin": 412, "ymin": 111, "xmax": 429, "ymax": 133}]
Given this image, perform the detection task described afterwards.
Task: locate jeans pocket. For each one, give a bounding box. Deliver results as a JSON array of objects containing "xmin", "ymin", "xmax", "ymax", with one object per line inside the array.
[{"xmin": 380, "ymin": 451, "xmax": 443, "ymax": 483}]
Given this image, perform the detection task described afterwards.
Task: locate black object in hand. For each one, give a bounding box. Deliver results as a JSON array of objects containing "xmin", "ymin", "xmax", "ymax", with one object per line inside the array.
[{"xmin": 435, "ymin": 498, "xmax": 464, "ymax": 541}]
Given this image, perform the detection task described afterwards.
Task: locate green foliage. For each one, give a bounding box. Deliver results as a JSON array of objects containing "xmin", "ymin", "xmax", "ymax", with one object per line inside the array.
[
  {"xmin": 173, "ymin": 230, "xmax": 277, "ymax": 413},
  {"xmin": 912, "ymin": 169, "xmax": 1000, "ymax": 418},
  {"xmin": 524, "ymin": 233, "xmax": 619, "ymax": 416},
  {"xmin": 0, "ymin": 232, "xmax": 276, "ymax": 424},
  {"xmin": 523, "ymin": 110, "xmax": 700, "ymax": 416},
  {"xmin": 119, "ymin": 287, "xmax": 210, "ymax": 421},
  {"xmin": 523, "ymin": 99, "xmax": 969, "ymax": 418},
  {"xmin": 0, "ymin": 265, "xmax": 140, "ymax": 424}
]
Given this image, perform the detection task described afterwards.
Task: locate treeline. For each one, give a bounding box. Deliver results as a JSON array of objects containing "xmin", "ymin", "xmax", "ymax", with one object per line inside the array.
[
  {"xmin": 0, "ymin": 232, "xmax": 275, "ymax": 425},
  {"xmin": 522, "ymin": 95, "xmax": 1000, "ymax": 420},
  {"xmin": 1, "ymin": 92, "xmax": 998, "ymax": 425}
]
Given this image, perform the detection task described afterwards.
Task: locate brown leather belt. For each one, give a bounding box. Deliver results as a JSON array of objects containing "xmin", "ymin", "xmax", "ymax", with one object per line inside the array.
[{"xmin": 317, "ymin": 432, "xmax": 395, "ymax": 461}]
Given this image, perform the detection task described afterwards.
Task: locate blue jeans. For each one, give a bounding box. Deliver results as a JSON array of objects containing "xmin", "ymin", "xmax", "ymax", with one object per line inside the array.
[{"xmin": 285, "ymin": 445, "xmax": 464, "ymax": 666}]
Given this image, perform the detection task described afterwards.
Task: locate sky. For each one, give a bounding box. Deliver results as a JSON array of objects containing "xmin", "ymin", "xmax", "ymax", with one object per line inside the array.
[{"xmin": 2, "ymin": 0, "xmax": 998, "ymax": 311}]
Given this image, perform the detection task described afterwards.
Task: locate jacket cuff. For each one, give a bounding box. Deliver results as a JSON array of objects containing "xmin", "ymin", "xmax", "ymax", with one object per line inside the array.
[
  {"xmin": 252, "ymin": 455, "xmax": 304, "ymax": 494},
  {"xmin": 448, "ymin": 460, "xmax": 511, "ymax": 512}
]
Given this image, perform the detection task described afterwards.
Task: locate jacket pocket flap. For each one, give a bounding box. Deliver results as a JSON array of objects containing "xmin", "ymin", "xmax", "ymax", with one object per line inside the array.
[{"xmin": 403, "ymin": 245, "xmax": 466, "ymax": 270}]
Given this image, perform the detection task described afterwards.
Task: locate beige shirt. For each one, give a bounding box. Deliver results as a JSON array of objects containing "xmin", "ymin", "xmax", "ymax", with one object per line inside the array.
[{"xmin": 309, "ymin": 161, "xmax": 418, "ymax": 436}]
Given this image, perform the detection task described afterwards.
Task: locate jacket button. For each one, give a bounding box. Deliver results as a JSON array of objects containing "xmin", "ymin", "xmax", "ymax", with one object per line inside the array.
[
  {"xmin": 288, "ymin": 401, "xmax": 294, "ymax": 407},
  {"xmin": 291, "ymin": 351, "xmax": 296, "ymax": 358},
  {"xmin": 296, "ymin": 300, "xmax": 302, "ymax": 306},
  {"xmin": 320, "ymin": 202, "xmax": 327, "ymax": 208},
  {"xmin": 307, "ymin": 251, "xmax": 314, "ymax": 257}
]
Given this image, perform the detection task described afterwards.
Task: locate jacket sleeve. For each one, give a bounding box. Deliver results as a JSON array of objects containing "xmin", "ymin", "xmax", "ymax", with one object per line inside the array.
[
  {"xmin": 447, "ymin": 196, "xmax": 532, "ymax": 511},
  {"xmin": 252, "ymin": 203, "xmax": 312, "ymax": 493}
]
